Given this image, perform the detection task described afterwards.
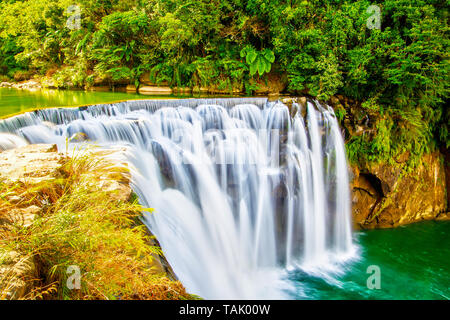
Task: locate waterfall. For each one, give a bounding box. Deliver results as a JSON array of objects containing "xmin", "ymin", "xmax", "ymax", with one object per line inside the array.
[
  {"xmin": 0, "ymin": 98, "xmax": 356, "ymax": 299},
  {"xmin": 0, "ymin": 133, "xmax": 28, "ymax": 151}
]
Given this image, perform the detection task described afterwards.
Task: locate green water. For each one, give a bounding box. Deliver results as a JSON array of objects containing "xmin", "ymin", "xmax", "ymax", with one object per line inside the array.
[
  {"xmin": 0, "ymin": 87, "xmax": 196, "ymax": 118},
  {"xmin": 289, "ymin": 221, "xmax": 450, "ymax": 300}
]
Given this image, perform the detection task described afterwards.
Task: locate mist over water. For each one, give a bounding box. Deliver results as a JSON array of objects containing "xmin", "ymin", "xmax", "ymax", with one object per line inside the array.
[{"xmin": 0, "ymin": 98, "xmax": 357, "ymax": 299}]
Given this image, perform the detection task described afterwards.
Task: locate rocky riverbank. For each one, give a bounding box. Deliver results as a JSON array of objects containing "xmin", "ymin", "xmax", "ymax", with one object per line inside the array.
[
  {"xmin": 0, "ymin": 100, "xmax": 448, "ymax": 299},
  {"xmin": 0, "ymin": 144, "xmax": 189, "ymax": 299},
  {"xmin": 350, "ymin": 152, "xmax": 448, "ymax": 229}
]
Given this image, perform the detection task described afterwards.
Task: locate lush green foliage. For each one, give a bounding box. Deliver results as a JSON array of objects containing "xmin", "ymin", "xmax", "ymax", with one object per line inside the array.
[
  {"xmin": 240, "ymin": 46, "xmax": 275, "ymax": 76},
  {"xmin": 0, "ymin": 0, "xmax": 448, "ymax": 164}
]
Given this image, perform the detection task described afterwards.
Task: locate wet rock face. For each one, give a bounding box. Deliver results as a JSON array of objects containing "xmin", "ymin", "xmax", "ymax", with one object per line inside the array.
[{"xmin": 350, "ymin": 151, "xmax": 448, "ymax": 229}]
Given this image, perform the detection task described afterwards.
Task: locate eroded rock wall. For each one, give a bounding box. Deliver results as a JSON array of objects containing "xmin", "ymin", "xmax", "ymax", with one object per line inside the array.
[{"xmin": 351, "ymin": 152, "xmax": 448, "ymax": 229}]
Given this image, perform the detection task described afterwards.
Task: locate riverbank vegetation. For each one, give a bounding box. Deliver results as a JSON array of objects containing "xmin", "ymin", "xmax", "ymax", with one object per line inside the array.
[
  {"xmin": 0, "ymin": 147, "xmax": 191, "ymax": 299},
  {"xmin": 0, "ymin": 0, "xmax": 448, "ymax": 168}
]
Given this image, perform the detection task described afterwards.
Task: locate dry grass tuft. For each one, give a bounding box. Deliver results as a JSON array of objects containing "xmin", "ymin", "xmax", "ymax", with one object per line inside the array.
[{"xmin": 0, "ymin": 147, "xmax": 193, "ymax": 300}]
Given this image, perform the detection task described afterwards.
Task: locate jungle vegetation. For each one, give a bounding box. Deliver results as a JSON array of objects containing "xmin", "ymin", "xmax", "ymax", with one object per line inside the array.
[{"xmin": 0, "ymin": 0, "xmax": 448, "ymax": 166}]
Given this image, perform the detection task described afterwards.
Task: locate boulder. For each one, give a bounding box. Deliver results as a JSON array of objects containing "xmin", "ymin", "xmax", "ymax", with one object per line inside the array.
[
  {"xmin": 0, "ymin": 144, "xmax": 134, "ymax": 202},
  {"xmin": 0, "ymin": 82, "xmax": 12, "ymax": 88},
  {"xmin": 138, "ymin": 86, "xmax": 173, "ymax": 95},
  {"xmin": 351, "ymin": 151, "xmax": 448, "ymax": 229},
  {"xmin": 139, "ymin": 72, "xmax": 169, "ymax": 87},
  {"xmin": 0, "ymin": 133, "xmax": 29, "ymax": 151},
  {"xmin": 2, "ymin": 206, "xmax": 40, "ymax": 227}
]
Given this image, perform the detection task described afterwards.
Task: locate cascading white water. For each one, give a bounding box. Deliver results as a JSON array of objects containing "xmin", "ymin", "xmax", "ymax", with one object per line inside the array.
[
  {"xmin": 0, "ymin": 133, "xmax": 28, "ymax": 151},
  {"xmin": 0, "ymin": 98, "xmax": 356, "ymax": 299}
]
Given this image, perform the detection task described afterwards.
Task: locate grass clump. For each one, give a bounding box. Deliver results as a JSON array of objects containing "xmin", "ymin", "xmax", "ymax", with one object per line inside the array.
[{"xmin": 0, "ymin": 149, "xmax": 192, "ymax": 300}]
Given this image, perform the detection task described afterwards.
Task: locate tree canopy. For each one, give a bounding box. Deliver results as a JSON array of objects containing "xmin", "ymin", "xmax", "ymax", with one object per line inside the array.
[{"xmin": 0, "ymin": 0, "xmax": 448, "ymax": 165}]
